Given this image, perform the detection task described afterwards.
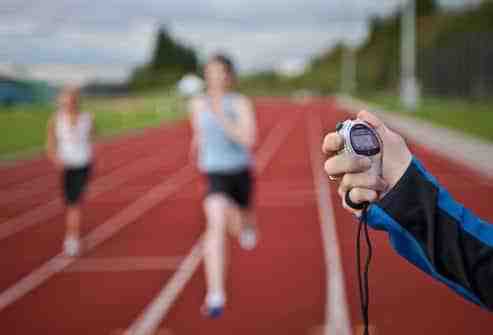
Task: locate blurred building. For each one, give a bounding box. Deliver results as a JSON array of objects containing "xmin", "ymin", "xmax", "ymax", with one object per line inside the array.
[
  {"xmin": 82, "ymin": 81, "xmax": 130, "ymax": 97},
  {"xmin": 0, "ymin": 75, "xmax": 34, "ymax": 105},
  {"xmin": 0, "ymin": 74, "xmax": 55, "ymax": 106}
]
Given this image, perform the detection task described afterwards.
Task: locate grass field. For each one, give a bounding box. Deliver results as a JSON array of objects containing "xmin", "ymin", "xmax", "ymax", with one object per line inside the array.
[
  {"xmin": 0, "ymin": 91, "xmax": 186, "ymax": 160},
  {"xmin": 3, "ymin": 89, "xmax": 491, "ymax": 160},
  {"xmin": 362, "ymin": 94, "xmax": 493, "ymax": 142}
]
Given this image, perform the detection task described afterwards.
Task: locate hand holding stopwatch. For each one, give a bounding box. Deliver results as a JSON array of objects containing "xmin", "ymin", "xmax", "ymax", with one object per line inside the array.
[
  {"xmin": 336, "ymin": 119, "xmax": 383, "ymax": 210},
  {"xmin": 335, "ymin": 119, "xmax": 382, "ymax": 335}
]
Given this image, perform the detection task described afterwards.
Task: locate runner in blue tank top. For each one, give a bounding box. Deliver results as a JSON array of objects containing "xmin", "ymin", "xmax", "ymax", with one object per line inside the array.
[{"xmin": 189, "ymin": 54, "xmax": 257, "ymax": 318}]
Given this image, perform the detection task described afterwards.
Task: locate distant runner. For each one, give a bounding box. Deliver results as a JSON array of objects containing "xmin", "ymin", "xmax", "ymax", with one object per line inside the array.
[
  {"xmin": 189, "ymin": 54, "xmax": 258, "ymax": 318},
  {"xmin": 46, "ymin": 86, "xmax": 94, "ymax": 257}
]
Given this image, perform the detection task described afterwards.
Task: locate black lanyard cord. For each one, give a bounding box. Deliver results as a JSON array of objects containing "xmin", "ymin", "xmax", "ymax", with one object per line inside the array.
[{"xmin": 357, "ymin": 207, "xmax": 372, "ymax": 335}]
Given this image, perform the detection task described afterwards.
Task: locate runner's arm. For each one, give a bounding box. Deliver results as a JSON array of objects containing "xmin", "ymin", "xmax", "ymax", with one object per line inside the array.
[
  {"xmin": 216, "ymin": 95, "xmax": 256, "ymax": 148},
  {"xmin": 45, "ymin": 117, "xmax": 62, "ymax": 168},
  {"xmin": 188, "ymin": 97, "xmax": 202, "ymax": 161}
]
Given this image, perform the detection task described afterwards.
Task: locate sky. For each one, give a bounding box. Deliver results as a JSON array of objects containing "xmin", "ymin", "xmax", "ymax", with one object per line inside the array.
[{"xmin": 0, "ymin": 0, "xmax": 477, "ymax": 84}]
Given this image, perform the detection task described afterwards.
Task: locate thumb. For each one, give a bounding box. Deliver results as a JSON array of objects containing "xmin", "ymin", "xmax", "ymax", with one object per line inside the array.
[{"xmin": 357, "ymin": 110, "xmax": 387, "ymax": 138}]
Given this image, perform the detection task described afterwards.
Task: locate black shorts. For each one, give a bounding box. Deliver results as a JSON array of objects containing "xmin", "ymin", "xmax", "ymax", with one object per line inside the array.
[
  {"xmin": 62, "ymin": 165, "xmax": 92, "ymax": 205},
  {"xmin": 206, "ymin": 169, "xmax": 253, "ymax": 209}
]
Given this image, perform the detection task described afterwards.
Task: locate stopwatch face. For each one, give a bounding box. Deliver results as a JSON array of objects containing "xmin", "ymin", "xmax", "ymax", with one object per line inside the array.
[{"xmin": 349, "ymin": 124, "xmax": 381, "ymax": 156}]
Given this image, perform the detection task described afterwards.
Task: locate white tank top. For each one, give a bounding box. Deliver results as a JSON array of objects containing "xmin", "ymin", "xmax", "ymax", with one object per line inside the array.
[{"xmin": 55, "ymin": 111, "xmax": 93, "ymax": 167}]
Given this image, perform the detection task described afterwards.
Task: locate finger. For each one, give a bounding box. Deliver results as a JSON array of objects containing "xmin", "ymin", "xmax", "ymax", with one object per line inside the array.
[
  {"xmin": 339, "ymin": 172, "xmax": 388, "ymax": 195},
  {"xmin": 357, "ymin": 110, "xmax": 387, "ymax": 137},
  {"xmin": 342, "ymin": 200, "xmax": 361, "ymax": 216},
  {"xmin": 322, "ymin": 132, "xmax": 343, "ymax": 155},
  {"xmin": 337, "ymin": 184, "xmax": 347, "ymax": 200},
  {"xmin": 344, "ymin": 188, "xmax": 378, "ymax": 207},
  {"xmin": 324, "ymin": 154, "xmax": 371, "ymax": 177}
]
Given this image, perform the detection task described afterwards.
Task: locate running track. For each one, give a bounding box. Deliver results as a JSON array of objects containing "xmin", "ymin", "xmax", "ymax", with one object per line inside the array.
[{"xmin": 0, "ymin": 98, "xmax": 492, "ymax": 334}]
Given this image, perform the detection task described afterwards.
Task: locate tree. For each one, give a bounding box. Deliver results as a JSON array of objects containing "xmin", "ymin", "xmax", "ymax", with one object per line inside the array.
[
  {"xmin": 151, "ymin": 28, "xmax": 198, "ymax": 72},
  {"xmin": 130, "ymin": 26, "xmax": 199, "ymax": 90},
  {"xmin": 416, "ymin": 0, "xmax": 437, "ymax": 17}
]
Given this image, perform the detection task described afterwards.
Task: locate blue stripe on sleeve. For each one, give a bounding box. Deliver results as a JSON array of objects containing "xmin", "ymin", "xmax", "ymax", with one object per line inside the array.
[
  {"xmin": 366, "ymin": 205, "xmax": 486, "ymax": 309},
  {"xmin": 412, "ymin": 158, "xmax": 493, "ymax": 248}
]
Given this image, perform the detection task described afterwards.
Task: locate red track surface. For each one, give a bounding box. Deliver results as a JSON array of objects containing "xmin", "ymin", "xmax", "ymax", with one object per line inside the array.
[{"xmin": 0, "ymin": 98, "xmax": 492, "ymax": 334}]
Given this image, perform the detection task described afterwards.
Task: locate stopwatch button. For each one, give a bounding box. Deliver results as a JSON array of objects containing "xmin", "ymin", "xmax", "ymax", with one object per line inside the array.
[{"xmin": 336, "ymin": 121, "xmax": 344, "ymax": 131}]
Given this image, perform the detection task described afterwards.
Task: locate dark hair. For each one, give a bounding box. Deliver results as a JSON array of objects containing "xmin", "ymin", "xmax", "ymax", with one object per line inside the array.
[{"xmin": 208, "ymin": 54, "xmax": 237, "ymax": 79}]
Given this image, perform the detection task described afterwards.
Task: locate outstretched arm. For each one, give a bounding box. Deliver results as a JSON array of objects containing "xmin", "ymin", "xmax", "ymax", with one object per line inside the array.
[
  {"xmin": 367, "ymin": 157, "xmax": 493, "ymax": 311},
  {"xmin": 322, "ymin": 110, "xmax": 493, "ymax": 311}
]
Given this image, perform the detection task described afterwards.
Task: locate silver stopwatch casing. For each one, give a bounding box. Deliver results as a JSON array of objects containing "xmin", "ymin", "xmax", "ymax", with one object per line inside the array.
[
  {"xmin": 336, "ymin": 119, "xmax": 383, "ymax": 208},
  {"xmin": 336, "ymin": 120, "xmax": 381, "ymax": 158}
]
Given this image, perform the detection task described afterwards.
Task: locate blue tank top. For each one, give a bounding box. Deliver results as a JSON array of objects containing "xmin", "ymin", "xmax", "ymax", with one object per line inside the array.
[{"xmin": 197, "ymin": 93, "xmax": 252, "ymax": 173}]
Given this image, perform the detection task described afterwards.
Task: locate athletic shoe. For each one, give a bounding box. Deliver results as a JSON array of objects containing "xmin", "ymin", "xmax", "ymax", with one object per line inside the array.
[
  {"xmin": 63, "ymin": 237, "xmax": 81, "ymax": 257},
  {"xmin": 201, "ymin": 304, "xmax": 224, "ymax": 319},
  {"xmin": 201, "ymin": 292, "xmax": 225, "ymax": 319},
  {"xmin": 239, "ymin": 224, "xmax": 257, "ymax": 251}
]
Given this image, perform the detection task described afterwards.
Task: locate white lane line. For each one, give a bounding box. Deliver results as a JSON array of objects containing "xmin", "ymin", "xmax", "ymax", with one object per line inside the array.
[
  {"xmin": 306, "ymin": 112, "xmax": 352, "ymax": 335},
  {"xmin": 256, "ymin": 188, "xmax": 316, "ymax": 207},
  {"xmin": 172, "ymin": 194, "xmax": 316, "ymax": 208},
  {"xmin": 0, "ymin": 149, "xmax": 184, "ymax": 241},
  {"xmin": 1, "ymin": 111, "xmax": 290, "ymax": 240},
  {"xmin": 257, "ymin": 198, "xmax": 316, "ymax": 208},
  {"xmin": 0, "ymin": 173, "xmax": 56, "ymax": 205},
  {"xmin": 0, "ymin": 164, "xmax": 195, "ymax": 312},
  {"xmin": 258, "ymin": 188, "xmax": 315, "ymax": 197},
  {"xmin": 255, "ymin": 112, "xmax": 300, "ymax": 171},
  {"xmin": 0, "ymin": 139, "xmax": 160, "ymax": 204},
  {"xmin": 174, "ymin": 187, "xmax": 315, "ymax": 202},
  {"xmin": 0, "ymin": 129, "xmax": 180, "ymax": 195},
  {"xmin": 125, "ymin": 111, "xmax": 301, "ymax": 335},
  {"xmin": 125, "ymin": 239, "xmax": 204, "ymax": 335},
  {"xmin": 257, "ymin": 180, "xmax": 315, "ymax": 189},
  {"xmin": 64, "ymin": 256, "xmax": 184, "ymax": 273}
]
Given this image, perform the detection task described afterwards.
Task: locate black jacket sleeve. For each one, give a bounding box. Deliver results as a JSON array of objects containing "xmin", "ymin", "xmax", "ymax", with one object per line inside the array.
[{"xmin": 366, "ymin": 157, "xmax": 493, "ymax": 311}]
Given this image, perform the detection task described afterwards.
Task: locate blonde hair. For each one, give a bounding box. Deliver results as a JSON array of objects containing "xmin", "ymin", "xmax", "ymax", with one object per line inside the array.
[
  {"xmin": 58, "ymin": 85, "xmax": 81, "ymax": 109},
  {"xmin": 61, "ymin": 85, "xmax": 80, "ymax": 98}
]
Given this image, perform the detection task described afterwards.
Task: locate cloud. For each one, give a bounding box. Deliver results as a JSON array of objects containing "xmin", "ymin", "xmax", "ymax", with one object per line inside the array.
[
  {"xmin": 171, "ymin": 21, "xmax": 368, "ymax": 72},
  {"xmin": 0, "ymin": 0, "xmax": 463, "ymax": 83}
]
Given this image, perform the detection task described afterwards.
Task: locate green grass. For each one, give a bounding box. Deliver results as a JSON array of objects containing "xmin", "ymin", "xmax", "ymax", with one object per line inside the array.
[
  {"xmin": 0, "ymin": 91, "xmax": 186, "ymax": 160},
  {"xmin": 85, "ymin": 91, "xmax": 185, "ymax": 136},
  {"xmin": 0, "ymin": 104, "xmax": 54, "ymax": 159},
  {"xmin": 361, "ymin": 93, "xmax": 493, "ymax": 142}
]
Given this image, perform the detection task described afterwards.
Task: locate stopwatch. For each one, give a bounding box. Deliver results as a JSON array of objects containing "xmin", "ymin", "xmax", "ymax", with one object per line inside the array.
[{"xmin": 336, "ymin": 120, "xmax": 382, "ymax": 210}]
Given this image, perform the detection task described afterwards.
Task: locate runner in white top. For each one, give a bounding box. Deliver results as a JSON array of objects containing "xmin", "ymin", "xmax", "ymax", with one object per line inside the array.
[
  {"xmin": 46, "ymin": 86, "xmax": 94, "ymax": 257},
  {"xmin": 55, "ymin": 108, "xmax": 92, "ymax": 168}
]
